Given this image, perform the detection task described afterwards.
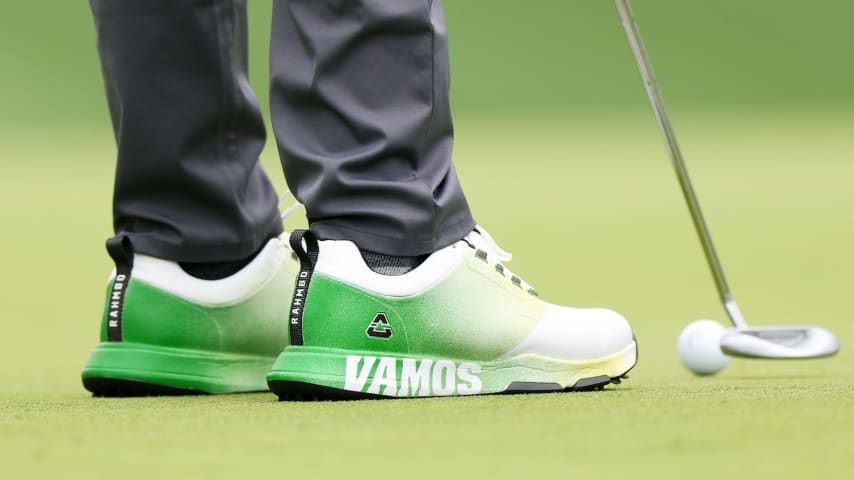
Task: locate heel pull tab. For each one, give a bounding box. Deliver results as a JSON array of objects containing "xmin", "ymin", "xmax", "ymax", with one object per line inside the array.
[
  {"xmin": 105, "ymin": 236, "xmax": 134, "ymax": 342},
  {"xmin": 288, "ymin": 230, "xmax": 319, "ymax": 346}
]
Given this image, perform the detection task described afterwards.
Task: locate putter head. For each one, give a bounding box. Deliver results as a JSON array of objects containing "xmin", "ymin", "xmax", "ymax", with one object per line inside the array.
[{"xmin": 720, "ymin": 326, "xmax": 840, "ymax": 359}]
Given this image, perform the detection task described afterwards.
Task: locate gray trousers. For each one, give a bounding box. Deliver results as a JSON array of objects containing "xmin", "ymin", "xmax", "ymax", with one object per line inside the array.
[{"xmin": 90, "ymin": 0, "xmax": 474, "ymax": 261}]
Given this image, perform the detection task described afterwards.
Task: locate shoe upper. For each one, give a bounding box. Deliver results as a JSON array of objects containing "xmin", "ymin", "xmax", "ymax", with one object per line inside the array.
[
  {"xmin": 98, "ymin": 236, "xmax": 297, "ymax": 356},
  {"xmin": 299, "ymin": 227, "xmax": 634, "ymax": 362}
]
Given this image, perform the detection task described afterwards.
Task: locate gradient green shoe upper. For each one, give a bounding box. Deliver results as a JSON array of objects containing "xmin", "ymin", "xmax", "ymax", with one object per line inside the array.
[
  {"xmin": 81, "ymin": 235, "xmax": 297, "ymax": 396},
  {"xmin": 267, "ymin": 227, "xmax": 638, "ymax": 399}
]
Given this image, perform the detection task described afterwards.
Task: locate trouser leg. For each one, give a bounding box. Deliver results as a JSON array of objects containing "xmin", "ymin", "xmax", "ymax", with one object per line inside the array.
[
  {"xmin": 270, "ymin": 0, "xmax": 475, "ymax": 256},
  {"xmin": 91, "ymin": 0, "xmax": 282, "ymax": 262}
]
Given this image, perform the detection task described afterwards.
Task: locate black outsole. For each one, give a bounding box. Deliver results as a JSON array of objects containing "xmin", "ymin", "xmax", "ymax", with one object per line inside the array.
[
  {"xmin": 83, "ymin": 377, "xmax": 208, "ymax": 397},
  {"xmin": 269, "ymin": 381, "xmax": 388, "ymax": 401}
]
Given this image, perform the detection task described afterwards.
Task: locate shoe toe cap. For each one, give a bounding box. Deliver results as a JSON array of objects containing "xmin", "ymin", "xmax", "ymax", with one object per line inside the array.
[{"xmin": 502, "ymin": 304, "xmax": 635, "ymax": 361}]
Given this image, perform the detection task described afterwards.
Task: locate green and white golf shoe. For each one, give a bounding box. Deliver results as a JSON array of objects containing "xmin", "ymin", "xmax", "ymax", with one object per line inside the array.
[
  {"xmin": 268, "ymin": 227, "xmax": 638, "ymax": 399},
  {"xmin": 81, "ymin": 235, "xmax": 296, "ymax": 396}
]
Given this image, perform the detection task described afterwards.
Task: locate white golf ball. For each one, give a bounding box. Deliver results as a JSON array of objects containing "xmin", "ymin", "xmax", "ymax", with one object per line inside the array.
[{"xmin": 677, "ymin": 319, "xmax": 731, "ymax": 375}]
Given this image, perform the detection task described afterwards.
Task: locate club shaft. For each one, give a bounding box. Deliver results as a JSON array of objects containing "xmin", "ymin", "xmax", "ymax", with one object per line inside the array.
[{"xmin": 615, "ymin": 0, "xmax": 747, "ymax": 328}]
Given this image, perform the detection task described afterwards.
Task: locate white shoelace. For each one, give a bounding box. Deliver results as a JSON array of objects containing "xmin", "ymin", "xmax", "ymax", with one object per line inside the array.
[
  {"xmin": 465, "ymin": 225, "xmax": 536, "ymax": 293},
  {"xmin": 278, "ymin": 190, "xmax": 302, "ymax": 222}
]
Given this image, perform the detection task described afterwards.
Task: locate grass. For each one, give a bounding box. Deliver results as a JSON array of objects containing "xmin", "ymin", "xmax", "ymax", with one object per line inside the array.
[{"xmin": 1, "ymin": 111, "xmax": 852, "ymax": 479}]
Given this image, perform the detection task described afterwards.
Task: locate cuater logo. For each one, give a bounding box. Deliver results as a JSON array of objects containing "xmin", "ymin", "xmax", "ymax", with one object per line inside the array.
[{"xmin": 366, "ymin": 313, "xmax": 393, "ymax": 339}]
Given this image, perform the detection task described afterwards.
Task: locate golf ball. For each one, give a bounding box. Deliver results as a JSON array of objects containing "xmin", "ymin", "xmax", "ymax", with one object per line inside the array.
[{"xmin": 677, "ymin": 319, "xmax": 731, "ymax": 375}]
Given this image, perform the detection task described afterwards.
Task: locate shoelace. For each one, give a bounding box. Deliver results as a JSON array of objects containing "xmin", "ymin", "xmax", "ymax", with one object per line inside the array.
[
  {"xmin": 278, "ymin": 190, "xmax": 302, "ymax": 222},
  {"xmin": 464, "ymin": 225, "xmax": 537, "ymax": 295}
]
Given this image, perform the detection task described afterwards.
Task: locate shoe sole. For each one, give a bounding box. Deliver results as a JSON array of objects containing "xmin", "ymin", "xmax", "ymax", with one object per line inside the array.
[
  {"xmin": 81, "ymin": 342, "xmax": 276, "ymax": 396},
  {"xmin": 267, "ymin": 339, "xmax": 638, "ymax": 400}
]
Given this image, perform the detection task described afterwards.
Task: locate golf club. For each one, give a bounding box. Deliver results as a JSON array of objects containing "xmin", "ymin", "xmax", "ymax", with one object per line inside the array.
[{"xmin": 615, "ymin": 0, "xmax": 840, "ymax": 359}]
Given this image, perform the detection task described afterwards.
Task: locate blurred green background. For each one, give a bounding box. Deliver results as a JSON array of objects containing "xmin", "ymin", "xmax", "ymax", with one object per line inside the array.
[
  {"xmin": 2, "ymin": 0, "xmax": 853, "ymax": 128},
  {"xmin": 1, "ymin": 1, "xmax": 852, "ymax": 479}
]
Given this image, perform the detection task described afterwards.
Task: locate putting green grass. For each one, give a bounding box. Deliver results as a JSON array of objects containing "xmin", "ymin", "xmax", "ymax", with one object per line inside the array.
[{"xmin": 1, "ymin": 111, "xmax": 852, "ymax": 479}]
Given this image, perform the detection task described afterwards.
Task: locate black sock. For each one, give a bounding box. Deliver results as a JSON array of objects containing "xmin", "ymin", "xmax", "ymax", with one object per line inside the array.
[
  {"xmin": 359, "ymin": 249, "xmax": 428, "ymax": 276},
  {"xmin": 179, "ymin": 246, "xmax": 265, "ymax": 280}
]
